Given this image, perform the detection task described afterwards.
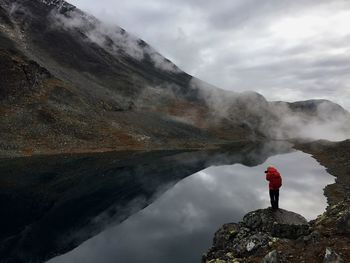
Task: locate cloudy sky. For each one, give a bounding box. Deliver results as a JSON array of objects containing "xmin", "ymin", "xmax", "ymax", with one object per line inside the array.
[{"xmin": 69, "ymin": 0, "xmax": 350, "ymax": 111}]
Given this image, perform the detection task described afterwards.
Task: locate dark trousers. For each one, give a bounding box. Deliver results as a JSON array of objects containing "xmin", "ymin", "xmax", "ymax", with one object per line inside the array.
[{"xmin": 269, "ymin": 189, "xmax": 279, "ymax": 209}]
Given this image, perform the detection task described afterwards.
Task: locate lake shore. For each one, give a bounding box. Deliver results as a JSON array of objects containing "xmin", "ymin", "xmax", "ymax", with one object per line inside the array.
[{"xmin": 203, "ymin": 139, "xmax": 350, "ymax": 262}]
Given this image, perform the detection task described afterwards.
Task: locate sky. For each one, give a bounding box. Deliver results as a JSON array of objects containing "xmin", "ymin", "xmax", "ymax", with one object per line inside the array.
[{"xmin": 69, "ymin": 0, "xmax": 350, "ymax": 111}]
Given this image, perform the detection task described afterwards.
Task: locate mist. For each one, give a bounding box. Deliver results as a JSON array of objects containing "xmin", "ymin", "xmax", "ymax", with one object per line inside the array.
[
  {"xmin": 67, "ymin": 0, "xmax": 350, "ymax": 112},
  {"xmin": 50, "ymin": 8, "xmax": 180, "ymax": 72},
  {"xmin": 9, "ymin": 0, "xmax": 350, "ymax": 143},
  {"xmin": 46, "ymin": 1, "xmax": 350, "ymax": 143},
  {"xmin": 190, "ymin": 78, "xmax": 350, "ymax": 141}
]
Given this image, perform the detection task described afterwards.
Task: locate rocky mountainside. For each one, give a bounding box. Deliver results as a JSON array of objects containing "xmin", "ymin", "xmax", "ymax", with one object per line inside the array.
[{"xmin": 0, "ymin": 0, "xmax": 349, "ymax": 156}]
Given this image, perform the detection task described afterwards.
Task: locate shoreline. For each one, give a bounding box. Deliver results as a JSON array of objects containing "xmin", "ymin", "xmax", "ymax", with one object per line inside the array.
[{"xmin": 203, "ymin": 139, "xmax": 350, "ymax": 262}]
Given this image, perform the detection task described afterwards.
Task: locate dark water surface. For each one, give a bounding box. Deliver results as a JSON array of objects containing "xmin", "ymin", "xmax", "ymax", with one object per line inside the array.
[
  {"xmin": 1, "ymin": 141, "xmax": 283, "ymax": 262},
  {"xmin": 48, "ymin": 148, "xmax": 334, "ymax": 263}
]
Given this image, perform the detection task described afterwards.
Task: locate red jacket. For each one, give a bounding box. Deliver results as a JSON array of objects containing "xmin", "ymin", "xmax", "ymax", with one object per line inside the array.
[{"xmin": 266, "ymin": 166, "xmax": 282, "ymax": 190}]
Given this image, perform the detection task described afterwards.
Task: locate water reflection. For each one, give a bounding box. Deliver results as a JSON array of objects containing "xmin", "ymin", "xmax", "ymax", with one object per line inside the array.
[
  {"xmin": 49, "ymin": 151, "xmax": 334, "ymax": 263},
  {"xmin": 0, "ymin": 141, "xmax": 292, "ymax": 263}
]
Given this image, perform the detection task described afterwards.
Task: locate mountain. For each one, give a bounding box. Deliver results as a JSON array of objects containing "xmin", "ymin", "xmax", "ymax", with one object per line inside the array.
[
  {"xmin": 0, "ymin": 0, "xmax": 246, "ymax": 156},
  {"xmin": 1, "ymin": 1, "xmax": 350, "ymax": 262},
  {"xmin": 0, "ymin": 0, "xmax": 349, "ymax": 157},
  {"xmin": 270, "ymin": 99, "xmax": 350, "ymax": 141}
]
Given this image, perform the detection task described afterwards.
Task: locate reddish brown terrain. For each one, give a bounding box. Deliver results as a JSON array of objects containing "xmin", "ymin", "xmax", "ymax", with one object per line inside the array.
[{"xmin": 1, "ymin": 0, "xmax": 349, "ymax": 157}]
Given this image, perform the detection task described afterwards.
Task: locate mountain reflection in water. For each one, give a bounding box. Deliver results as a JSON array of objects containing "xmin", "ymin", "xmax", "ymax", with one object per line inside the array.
[
  {"xmin": 1, "ymin": 141, "xmax": 293, "ymax": 262},
  {"xmin": 49, "ymin": 147, "xmax": 334, "ymax": 263}
]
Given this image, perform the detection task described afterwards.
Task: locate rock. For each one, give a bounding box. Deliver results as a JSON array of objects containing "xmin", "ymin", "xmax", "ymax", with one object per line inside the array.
[
  {"xmin": 206, "ymin": 259, "xmax": 227, "ymax": 263},
  {"xmin": 261, "ymin": 250, "xmax": 278, "ymax": 263},
  {"xmin": 204, "ymin": 208, "xmax": 310, "ymax": 262},
  {"xmin": 243, "ymin": 208, "xmax": 310, "ymax": 239},
  {"xmin": 323, "ymin": 247, "xmax": 344, "ymax": 263},
  {"xmin": 212, "ymin": 223, "xmax": 241, "ymax": 249},
  {"xmin": 302, "ymin": 230, "xmax": 322, "ymax": 243},
  {"xmin": 336, "ymin": 210, "xmax": 350, "ymax": 234},
  {"xmin": 246, "ymin": 241, "xmax": 255, "ymax": 252}
]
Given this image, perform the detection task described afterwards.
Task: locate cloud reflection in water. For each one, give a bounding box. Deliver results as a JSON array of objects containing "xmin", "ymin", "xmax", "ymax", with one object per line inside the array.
[{"xmin": 49, "ymin": 151, "xmax": 334, "ymax": 263}]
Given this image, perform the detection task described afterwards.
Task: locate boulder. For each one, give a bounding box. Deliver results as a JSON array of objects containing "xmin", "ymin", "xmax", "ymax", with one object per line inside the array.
[
  {"xmin": 243, "ymin": 208, "xmax": 310, "ymax": 239},
  {"xmin": 203, "ymin": 208, "xmax": 310, "ymax": 262}
]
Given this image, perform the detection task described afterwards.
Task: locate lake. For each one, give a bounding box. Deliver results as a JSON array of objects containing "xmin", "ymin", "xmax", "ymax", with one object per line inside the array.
[{"xmin": 47, "ymin": 146, "xmax": 334, "ymax": 263}]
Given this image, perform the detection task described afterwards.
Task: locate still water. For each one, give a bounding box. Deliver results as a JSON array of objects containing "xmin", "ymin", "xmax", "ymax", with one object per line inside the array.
[{"xmin": 49, "ymin": 150, "xmax": 334, "ymax": 263}]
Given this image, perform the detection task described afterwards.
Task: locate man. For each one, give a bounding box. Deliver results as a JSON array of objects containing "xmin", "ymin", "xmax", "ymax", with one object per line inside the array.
[{"xmin": 265, "ymin": 166, "xmax": 282, "ymax": 210}]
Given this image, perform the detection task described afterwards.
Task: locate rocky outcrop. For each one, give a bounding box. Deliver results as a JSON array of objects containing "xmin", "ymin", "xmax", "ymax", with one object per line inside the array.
[
  {"xmin": 203, "ymin": 208, "xmax": 310, "ymax": 262},
  {"xmin": 242, "ymin": 209, "xmax": 309, "ymax": 239}
]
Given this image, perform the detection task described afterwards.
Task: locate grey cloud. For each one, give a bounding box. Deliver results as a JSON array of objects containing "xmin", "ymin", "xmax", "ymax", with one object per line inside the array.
[
  {"xmin": 69, "ymin": 0, "xmax": 350, "ymax": 111},
  {"xmin": 50, "ymin": 8, "xmax": 181, "ymax": 72},
  {"xmin": 204, "ymin": 0, "xmax": 348, "ymax": 31},
  {"xmin": 191, "ymin": 76, "xmax": 350, "ymax": 141}
]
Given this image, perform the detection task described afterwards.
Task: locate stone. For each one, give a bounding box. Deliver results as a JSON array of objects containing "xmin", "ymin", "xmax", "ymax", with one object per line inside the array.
[
  {"xmin": 303, "ymin": 230, "xmax": 322, "ymax": 243},
  {"xmin": 243, "ymin": 208, "xmax": 310, "ymax": 239},
  {"xmin": 336, "ymin": 210, "xmax": 350, "ymax": 234},
  {"xmin": 207, "ymin": 259, "xmax": 227, "ymax": 263},
  {"xmin": 246, "ymin": 241, "xmax": 255, "ymax": 252},
  {"xmin": 261, "ymin": 250, "xmax": 278, "ymax": 263},
  {"xmin": 212, "ymin": 223, "xmax": 241, "ymax": 249},
  {"xmin": 323, "ymin": 247, "xmax": 344, "ymax": 263},
  {"xmin": 204, "ymin": 208, "xmax": 310, "ymax": 263}
]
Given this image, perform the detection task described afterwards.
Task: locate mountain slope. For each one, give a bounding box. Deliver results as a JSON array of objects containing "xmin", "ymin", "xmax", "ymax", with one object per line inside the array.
[
  {"xmin": 0, "ymin": 0, "xmax": 349, "ymax": 157},
  {"xmin": 0, "ymin": 0, "xmax": 251, "ymax": 156}
]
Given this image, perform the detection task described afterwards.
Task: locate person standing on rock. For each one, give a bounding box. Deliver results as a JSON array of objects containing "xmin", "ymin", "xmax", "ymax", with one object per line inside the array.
[{"xmin": 265, "ymin": 166, "xmax": 282, "ymax": 210}]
